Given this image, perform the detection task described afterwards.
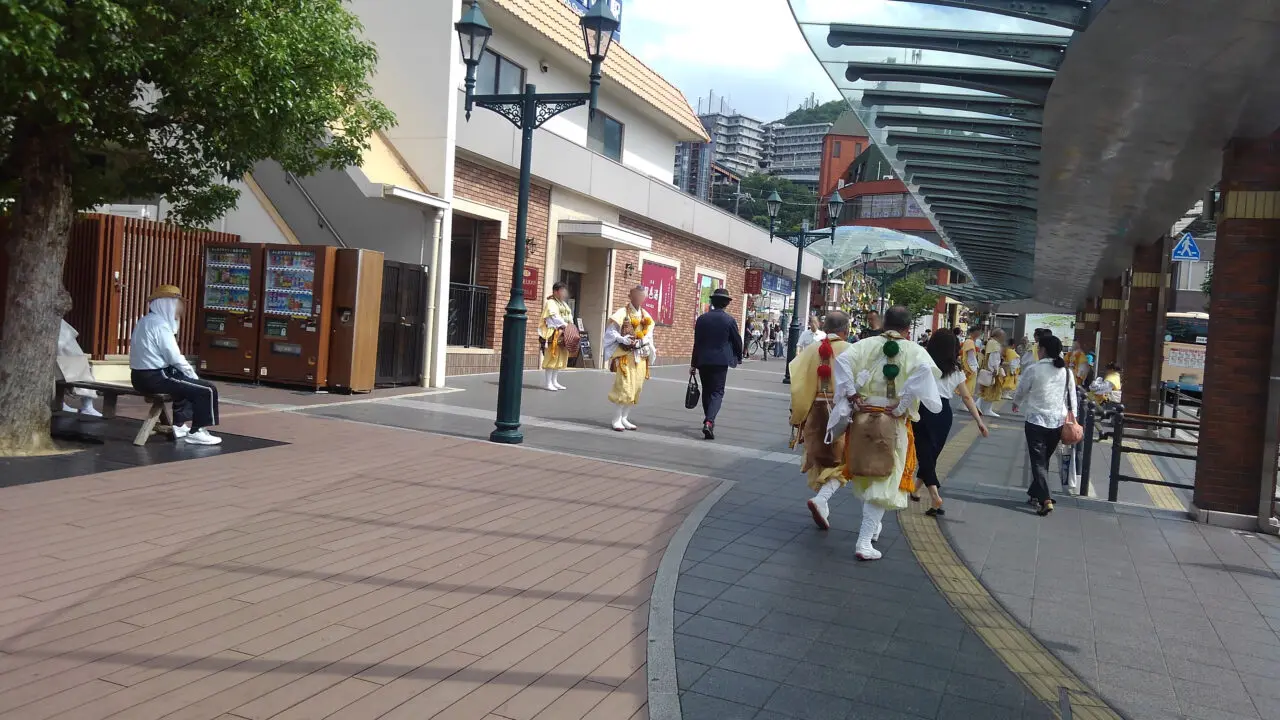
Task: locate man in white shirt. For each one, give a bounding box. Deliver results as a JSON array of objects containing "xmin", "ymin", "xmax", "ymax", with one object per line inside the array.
[{"xmin": 129, "ymin": 285, "xmax": 222, "ymax": 445}]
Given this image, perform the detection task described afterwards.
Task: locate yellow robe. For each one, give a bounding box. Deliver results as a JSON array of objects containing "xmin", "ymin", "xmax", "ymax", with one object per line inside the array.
[
  {"xmin": 1001, "ymin": 347, "xmax": 1019, "ymax": 392},
  {"xmin": 960, "ymin": 338, "xmax": 979, "ymax": 397},
  {"xmin": 539, "ymin": 299, "xmax": 573, "ymax": 370},
  {"xmin": 606, "ymin": 306, "xmax": 654, "ymax": 406},
  {"xmin": 789, "ymin": 335, "xmax": 852, "ymax": 491},
  {"xmin": 1067, "ymin": 350, "xmax": 1088, "ymax": 386},
  {"xmin": 979, "ymin": 339, "xmax": 1004, "ymax": 402},
  {"xmin": 832, "ymin": 333, "xmax": 942, "ymax": 510}
]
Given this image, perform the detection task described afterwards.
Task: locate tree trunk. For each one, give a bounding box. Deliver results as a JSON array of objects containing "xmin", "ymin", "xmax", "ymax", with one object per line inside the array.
[{"xmin": 0, "ymin": 126, "xmax": 75, "ymax": 455}]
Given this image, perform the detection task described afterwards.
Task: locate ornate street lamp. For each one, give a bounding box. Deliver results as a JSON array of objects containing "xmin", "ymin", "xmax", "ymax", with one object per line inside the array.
[
  {"xmin": 774, "ymin": 191, "xmax": 845, "ymax": 384},
  {"xmin": 456, "ymin": 0, "xmax": 619, "ymax": 445}
]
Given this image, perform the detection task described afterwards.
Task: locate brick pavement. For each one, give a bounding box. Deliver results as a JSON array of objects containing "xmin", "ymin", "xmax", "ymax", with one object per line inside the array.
[{"xmin": 0, "ymin": 400, "xmax": 716, "ymax": 719}]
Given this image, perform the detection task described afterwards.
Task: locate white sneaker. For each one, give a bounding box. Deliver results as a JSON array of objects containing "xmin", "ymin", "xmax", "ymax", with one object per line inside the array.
[
  {"xmin": 621, "ymin": 415, "xmax": 637, "ymax": 431},
  {"xmin": 61, "ymin": 403, "xmax": 77, "ymax": 414},
  {"xmin": 173, "ymin": 425, "xmax": 190, "ymax": 440},
  {"xmin": 184, "ymin": 428, "xmax": 222, "ymax": 445},
  {"xmin": 611, "ymin": 407, "xmax": 626, "ymax": 432},
  {"xmin": 807, "ymin": 497, "xmax": 831, "ymax": 530},
  {"xmin": 545, "ymin": 383, "xmax": 559, "ymax": 392},
  {"xmin": 987, "ymin": 410, "xmax": 1001, "ymax": 418},
  {"xmin": 79, "ymin": 403, "xmax": 103, "ymax": 418},
  {"xmin": 872, "ymin": 521, "xmax": 883, "ymax": 543},
  {"xmin": 553, "ymin": 373, "xmax": 567, "ymax": 390},
  {"xmin": 855, "ymin": 542, "xmax": 882, "ymax": 561}
]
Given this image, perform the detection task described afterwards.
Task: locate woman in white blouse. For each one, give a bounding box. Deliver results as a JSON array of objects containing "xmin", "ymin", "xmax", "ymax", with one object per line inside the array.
[
  {"xmin": 796, "ymin": 313, "xmax": 821, "ymax": 353},
  {"xmin": 1011, "ymin": 334, "xmax": 1078, "ymax": 516},
  {"xmin": 912, "ymin": 330, "xmax": 989, "ymax": 515}
]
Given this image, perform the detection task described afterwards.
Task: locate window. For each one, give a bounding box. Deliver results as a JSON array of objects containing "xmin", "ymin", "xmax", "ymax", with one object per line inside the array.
[
  {"xmin": 832, "ymin": 141, "xmax": 842, "ymax": 158},
  {"xmin": 475, "ymin": 49, "xmax": 525, "ymax": 95},
  {"xmin": 1176, "ymin": 260, "xmax": 1211, "ymax": 291},
  {"xmin": 588, "ymin": 110, "xmax": 624, "ymax": 162}
]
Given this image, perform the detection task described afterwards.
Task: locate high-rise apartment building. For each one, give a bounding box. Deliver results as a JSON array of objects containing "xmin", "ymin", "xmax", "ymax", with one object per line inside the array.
[
  {"xmin": 762, "ymin": 121, "xmax": 832, "ymax": 188},
  {"xmin": 697, "ymin": 103, "xmax": 768, "ymax": 178},
  {"xmin": 674, "ymin": 139, "xmax": 714, "ymax": 200}
]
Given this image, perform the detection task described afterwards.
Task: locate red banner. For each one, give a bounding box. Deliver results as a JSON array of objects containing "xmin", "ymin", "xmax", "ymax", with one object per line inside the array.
[
  {"xmin": 522, "ymin": 267, "xmax": 539, "ymax": 301},
  {"xmin": 744, "ymin": 268, "xmax": 763, "ymax": 295},
  {"xmin": 641, "ymin": 261, "xmax": 677, "ymax": 326}
]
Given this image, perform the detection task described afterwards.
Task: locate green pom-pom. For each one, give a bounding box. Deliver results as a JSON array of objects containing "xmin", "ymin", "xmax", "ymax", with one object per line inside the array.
[
  {"xmin": 883, "ymin": 364, "xmax": 900, "ymax": 380},
  {"xmin": 883, "ymin": 340, "xmax": 900, "ymax": 358}
]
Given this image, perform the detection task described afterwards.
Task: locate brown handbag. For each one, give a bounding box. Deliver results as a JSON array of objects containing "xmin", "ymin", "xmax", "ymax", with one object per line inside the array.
[
  {"xmin": 560, "ymin": 323, "xmax": 581, "ymax": 357},
  {"xmin": 1060, "ymin": 370, "xmax": 1084, "ymax": 446},
  {"xmin": 845, "ymin": 410, "xmax": 897, "ymax": 477}
]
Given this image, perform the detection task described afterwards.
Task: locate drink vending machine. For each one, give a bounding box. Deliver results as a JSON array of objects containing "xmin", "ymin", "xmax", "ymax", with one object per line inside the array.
[
  {"xmin": 198, "ymin": 244, "xmax": 265, "ymax": 379},
  {"xmin": 258, "ymin": 246, "xmax": 337, "ymax": 389}
]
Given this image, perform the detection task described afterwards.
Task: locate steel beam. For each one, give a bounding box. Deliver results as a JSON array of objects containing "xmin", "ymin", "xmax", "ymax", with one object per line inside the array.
[
  {"xmin": 874, "ymin": 112, "xmax": 1042, "ymax": 144},
  {"xmin": 943, "ymin": 225, "xmax": 1027, "ymax": 239},
  {"xmin": 887, "ymin": 131, "xmax": 1040, "ymax": 161},
  {"xmin": 929, "ymin": 201, "xmax": 1036, "ymax": 219},
  {"xmin": 896, "ymin": 147, "xmax": 1039, "ymax": 176},
  {"xmin": 886, "ymin": 0, "xmax": 1092, "ymax": 31},
  {"xmin": 827, "ymin": 24, "xmax": 1068, "ymax": 70},
  {"xmin": 926, "ymin": 192, "xmax": 1037, "ymax": 210},
  {"xmin": 845, "ymin": 62, "xmax": 1055, "ymax": 104},
  {"xmin": 910, "ymin": 171, "xmax": 1037, "ymax": 189},
  {"xmin": 917, "ymin": 181, "xmax": 1038, "ymax": 200},
  {"xmin": 860, "ymin": 89, "xmax": 1043, "ymax": 123}
]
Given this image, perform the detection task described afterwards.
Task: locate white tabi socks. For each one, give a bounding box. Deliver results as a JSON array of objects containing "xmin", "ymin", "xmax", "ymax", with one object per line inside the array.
[
  {"xmin": 856, "ymin": 502, "xmax": 886, "ymax": 561},
  {"xmin": 807, "ymin": 479, "xmax": 840, "ymax": 530},
  {"xmin": 621, "ymin": 406, "xmax": 637, "ymax": 430},
  {"xmin": 552, "ymin": 371, "xmax": 567, "ymax": 390},
  {"xmin": 544, "ymin": 370, "xmax": 558, "ymax": 392},
  {"xmin": 612, "ymin": 404, "xmax": 626, "ymax": 432}
]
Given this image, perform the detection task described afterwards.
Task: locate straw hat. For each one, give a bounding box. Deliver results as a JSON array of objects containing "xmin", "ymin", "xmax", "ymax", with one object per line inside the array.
[{"xmin": 148, "ymin": 284, "xmax": 183, "ymax": 301}]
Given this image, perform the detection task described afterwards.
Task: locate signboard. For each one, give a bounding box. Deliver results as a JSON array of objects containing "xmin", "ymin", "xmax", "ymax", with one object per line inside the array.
[
  {"xmin": 744, "ymin": 268, "xmax": 763, "ymax": 295},
  {"xmin": 522, "ymin": 267, "xmax": 540, "ymax": 301},
  {"xmin": 760, "ymin": 272, "xmax": 793, "ymax": 297},
  {"xmin": 640, "ymin": 261, "xmax": 677, "ymax": 326},
  {"xmin": 696, "ymin": 273, "xmax": 725, "ymax": 315},
  {"xmin": 1172, "ymin": 232, "xmax": 1201, "ymax": 261},
  {"xmin": 562, "ymin": 0, "xmax": 622, "ymax": 41},
  {"xmin": 1024, "ymin": 313, "xmax": 1075, "ymax": 344}
]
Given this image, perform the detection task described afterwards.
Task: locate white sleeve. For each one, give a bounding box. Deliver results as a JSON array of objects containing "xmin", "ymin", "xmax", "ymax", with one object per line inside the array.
[
  {"xmin": 1012, "ymin": 368, "xmax": 1031, "ymax": 406},
  {"xmin": 161, "ymin": 331, "xmax": 197, "ymax": 378},
  {"xmin": 986, "ymin": 351, "xmax": 1001, "ymax": 372},
  {"xmin": 825, "ymin": 350, "xmax": 858, "ymax": 442},
  {"xmin": 1068, "ymin": 373, "xmax": 1079, "ymax": 416},
  {"xmin": 604, "ymin": 324, "xmax": 631, "ymax": 347},
  {"xmin": 895, "ymin": 361, "xmax": 943, "ymax": 417},
  {"xmin": 1010, "ymin": 356, "xmax": 1021, "ymax": 371},
  {"xmin": 965, "ymin": 349, "xmax": 979, "ymax": 372},
  {"xmin": 546, "ymin": 314, "xmax": 567, "ymax": 329}
]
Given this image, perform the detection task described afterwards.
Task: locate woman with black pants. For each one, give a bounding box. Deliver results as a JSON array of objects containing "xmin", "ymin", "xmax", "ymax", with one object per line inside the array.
[
  {"xmin": 1011, "ymin": 335, "xmax": 1077, "ymax": 516},
  {"xmin": 913, "ymin": 330, "xmax": 989, "ymax": 515}
]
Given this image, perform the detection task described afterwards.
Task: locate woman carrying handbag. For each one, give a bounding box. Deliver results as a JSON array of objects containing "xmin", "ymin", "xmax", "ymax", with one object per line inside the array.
[{"xmin": 1011, "ymin": 334, "xmax": 1080, "ymax": 516}]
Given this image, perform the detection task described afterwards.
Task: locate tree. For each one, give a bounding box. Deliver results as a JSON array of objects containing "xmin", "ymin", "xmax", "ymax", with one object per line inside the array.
[
  {"xmin": 779, "ymin": 99, "xmax": 846, "ymax": 126},
  {"xmin": 887, "ymin": 271, "xmax": 940, "ymax": 332},
  {"xmin": 711, "ymin": 173, "xmax": 818, "ymax": 235},
  {"xmin": 0, "ymin": 0, "xmax": 394, "ymax": 454}
]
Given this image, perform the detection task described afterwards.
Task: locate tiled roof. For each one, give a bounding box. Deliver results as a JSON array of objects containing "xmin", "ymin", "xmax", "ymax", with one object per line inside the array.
[{"xmin": 487, "ymin": 0, "xmax": 709, "ymax": 142}]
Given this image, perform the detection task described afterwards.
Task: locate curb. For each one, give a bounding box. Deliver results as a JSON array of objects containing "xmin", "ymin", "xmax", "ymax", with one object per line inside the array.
[{"xmin": 646, "ymin": 478, "xmax": 734, "ymax": 720}]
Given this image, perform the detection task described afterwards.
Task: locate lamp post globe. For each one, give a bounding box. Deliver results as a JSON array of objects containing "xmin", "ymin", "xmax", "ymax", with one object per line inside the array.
[
  {"xmin": 826, "ymin": 192, "xmax": 845, "ymax": 229},
  {"xmin": 766, "ymin": 190, "xmax": 782, "ymax": 221}
]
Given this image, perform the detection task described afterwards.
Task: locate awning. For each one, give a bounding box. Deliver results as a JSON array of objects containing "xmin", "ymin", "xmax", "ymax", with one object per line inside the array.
[{"xmin": 558, "ymin": 220, "xmax": 652, "ymax": 251}]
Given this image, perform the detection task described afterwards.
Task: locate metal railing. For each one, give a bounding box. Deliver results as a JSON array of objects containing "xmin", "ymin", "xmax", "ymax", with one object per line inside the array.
[
  {"xmin": 1106, "ymin": 409, "xmax": 1200, "ymax": 502},
  {"xmin": 447, "ymin": 282, "xmax": 490, "ymax": 348},
  {"xmin": 1157, "ymin": 382, "xmax": 1202, "ymax": 439}
]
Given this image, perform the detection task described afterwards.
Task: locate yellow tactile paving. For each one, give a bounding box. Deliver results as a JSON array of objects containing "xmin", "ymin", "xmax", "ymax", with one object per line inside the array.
[
  {"xmin": 900, "ymin": 424, "xmax": 1124, "ymax": 720},
  {"xmin": 1121, "ymin": 440, "xmax": 1186, "ymax": 511}
]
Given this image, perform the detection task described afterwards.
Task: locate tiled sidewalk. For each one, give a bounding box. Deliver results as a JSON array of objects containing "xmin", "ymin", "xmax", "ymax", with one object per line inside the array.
[{"xmin": 0, "ymin": 403, "xmax": 716, "ymax": 719}]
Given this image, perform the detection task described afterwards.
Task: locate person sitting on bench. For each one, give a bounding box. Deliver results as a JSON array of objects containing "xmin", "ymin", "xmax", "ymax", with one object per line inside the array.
[
  {"xmin": 129, "ymin": 284, "xmax": 222, "ymax": 446},
  {"xmin": 57, "ymin": 319, "xmax": 103, "ymax": 417}
]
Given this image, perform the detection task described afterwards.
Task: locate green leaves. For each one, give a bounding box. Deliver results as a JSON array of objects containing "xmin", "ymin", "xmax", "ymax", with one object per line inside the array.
[
  {"xmin": 1, "ymin": 0, "xmax": 394, "ymax": 225},
  {"xmin": 887, "ymin": 271, "xmax": 940, "ymax": 322}
]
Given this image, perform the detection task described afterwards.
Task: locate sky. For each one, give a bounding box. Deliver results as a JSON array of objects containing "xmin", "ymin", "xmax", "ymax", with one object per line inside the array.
[{"xmin": 616, "ymin": 0, "xmax": 1067, "ymax": 121}]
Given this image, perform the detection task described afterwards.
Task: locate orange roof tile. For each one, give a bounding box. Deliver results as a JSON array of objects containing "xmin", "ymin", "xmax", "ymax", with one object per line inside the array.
[{"xmin": 487, "ymin": 0, "xmax": 710, "ymax": 142}]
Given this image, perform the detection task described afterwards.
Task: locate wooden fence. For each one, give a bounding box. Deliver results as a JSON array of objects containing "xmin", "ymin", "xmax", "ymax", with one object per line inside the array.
[{"xmin": 1, "ymin": 213, "xmax": 240, "ymax": 358}]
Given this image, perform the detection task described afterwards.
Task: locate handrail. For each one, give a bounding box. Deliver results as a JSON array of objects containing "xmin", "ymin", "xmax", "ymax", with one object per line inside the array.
[
  {"xmin": 1107, "ymin": 409, "xmax": 1196, "ymax": 502},
  {"xmin": 284, "ymin": 172, "xmax": 348, "ymax": 248}
]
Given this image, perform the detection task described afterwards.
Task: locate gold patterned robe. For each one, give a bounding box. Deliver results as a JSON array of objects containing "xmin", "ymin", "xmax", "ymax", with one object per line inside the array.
[{"xmin": 789, "ymin": 335, "xmax": 852, "ymax": 491}]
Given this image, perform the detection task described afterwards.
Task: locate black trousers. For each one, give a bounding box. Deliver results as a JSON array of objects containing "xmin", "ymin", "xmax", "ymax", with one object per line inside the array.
[
  {"xmin": 1025, "ymin": 422, "xmax": 1062, "ymax": 503},
  {"xmin": 698, "ymin": 365, "xmax": 728, "ymax": 425},
  {"xmin": 131, "ymin": 368, "xmax": 220, "ymax": 430},
  {"xmin": 913, "ymin": 398, "xmax": 952, "ymax": 488}
]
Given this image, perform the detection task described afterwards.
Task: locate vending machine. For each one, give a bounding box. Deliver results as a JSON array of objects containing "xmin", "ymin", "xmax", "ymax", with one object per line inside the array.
[
  {"xmin": 258, "ymin": 245, "xmax": 337, "ymax": 389},
  {"xmin": 198, "ymin": 243, "xmax": 264, "ymax": 379}
]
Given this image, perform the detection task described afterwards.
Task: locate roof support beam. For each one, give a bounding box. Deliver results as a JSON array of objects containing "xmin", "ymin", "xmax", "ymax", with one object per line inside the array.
[
  {"xmin": 826, "ymin": 24, "xmax": 1069, "ymax": 70},
  {"xmin": 896, "ymin": 147, "xmax": 1039, "ymax": 176},
  {"xmin": 929, "ymin": 201, "xmax": 1036, "ymax": 219},
  {"xmin": 918, "ymin": 181, "xmax": 1038, "ymax": 199},
  {"xmin": 874, "ymin": 112, "xmax": 1042, "ymax": 144},
  {"xmin": 910, "ymin": 171, "xmax": 1038, "ymax": 190},
  {"xmin": 860, "ymin": 90, "xmax": 1044, "ymax": 123},
  {"xmin": 926, "ymin": 192, "xmax": 1037, "ymax": 210},
  {"xmin": 887, "ymin": 131, "xmax": 1040, "ymax": 161},
  {"xmin": 845, "ymin": 62, "xmax": 1055, "ymax": 104},
  {"xmin": 886, "ymin": 0, "xmax": 1092, "ymax": 31},
  {"xmin": 934, "ymin": 211, "xmax": 1034, "ymax": 227},
  {"xmin": 944, "ymin": 225, "xmax": 1028, "ymax": 239}
]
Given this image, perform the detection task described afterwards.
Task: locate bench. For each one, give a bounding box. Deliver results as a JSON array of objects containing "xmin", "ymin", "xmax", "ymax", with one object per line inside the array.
[{"xmin": 55, "ymin": 380, "xmax": 172, "ymax": 446}]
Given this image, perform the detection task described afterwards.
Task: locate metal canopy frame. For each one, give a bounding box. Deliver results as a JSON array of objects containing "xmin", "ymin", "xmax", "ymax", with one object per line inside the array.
[
  {"xmin": 861, "ymin": 90, "xmax": 1044, "ymax": 123},
  {"xmin": 845, "ymin": 62, "xmax": 1055, "ymax": 104},
  {"xmin": 874, "ymin": 112, "xmax": 1043, "ymax": 144},
  {"xmin": 827, "ymin": 24, "xmax": 1069, "ymax": 70}
]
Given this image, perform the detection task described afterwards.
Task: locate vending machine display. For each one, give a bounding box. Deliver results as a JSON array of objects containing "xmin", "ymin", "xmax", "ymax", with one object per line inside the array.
[
  {"xmin": 258, "ymin": 246, "xmax": 336, "ymax": 388},
  {"xmin": 198, "ymin": 244, "xmax": 264, "ymax": 379}
]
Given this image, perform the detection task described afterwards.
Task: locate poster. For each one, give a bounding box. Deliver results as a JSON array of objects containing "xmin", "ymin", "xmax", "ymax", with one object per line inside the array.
[
  {"xmin": 697, "ymin": 273, "xmax": 724, "ymax": 315},
  {"xmin": 1024, "ymin": 313, "xmax": 1075, "ymax": 343},
  {"xmin": 641, "ymin": 261, "xmax": 677, "ymax": 326},
  {"xmin": 522, "ymin": 267, "xmax": 540, "ymax": 300}
]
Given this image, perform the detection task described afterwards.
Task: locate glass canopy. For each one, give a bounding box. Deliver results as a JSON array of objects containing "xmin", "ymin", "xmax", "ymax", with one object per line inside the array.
[
  {"xmin": 804, "ymin": 225, "xmax": 964, "ymax": 277},
  {"xmin": 788, "ymin": 0, "xmax": 1084, "ymax": 300}
]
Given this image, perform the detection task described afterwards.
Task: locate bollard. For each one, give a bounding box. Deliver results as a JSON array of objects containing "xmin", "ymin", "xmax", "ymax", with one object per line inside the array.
[
  {"xmin": 1158, "ymin": 383, "xmax": 1167, "ymax": 420},
  {"xmin": 1169, "ymin": 386, "xmax": 1180, "ymax": 438},
  {"xmin": 1108, "ymin": 410, "xmax": 1125, "ymax": 502},
  {"xmin": 1081, "ymin": 401, "xmax": 1096, "ymax": 496}
]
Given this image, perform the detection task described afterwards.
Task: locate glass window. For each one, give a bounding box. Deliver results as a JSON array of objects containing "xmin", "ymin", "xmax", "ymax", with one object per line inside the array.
[
  {"xmin": 588, "ymin": 110, "xmax": 624, "ymax": 162},
  {"xmin": 1165, "ymin": 315, "xmax": 1208, "ymax": 344},
  {"xmin": 1176, "ymin": 261, "xmax": 1210, "ymax": 291},
  {"xmin": 832, "ymin": 141, "xmax": 841, "ymax": 159},
  {"xmin": 475, "ymin": 49, "xmax": 525, "ymax": 95}
]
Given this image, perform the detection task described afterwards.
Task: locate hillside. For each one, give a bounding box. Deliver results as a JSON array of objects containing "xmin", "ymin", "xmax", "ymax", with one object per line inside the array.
[{"xmin": 778, "ymin": 99, "xmax": 846, "ymax": 126}]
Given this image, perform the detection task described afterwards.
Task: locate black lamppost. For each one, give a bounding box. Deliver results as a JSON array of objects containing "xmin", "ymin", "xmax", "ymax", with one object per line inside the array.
[
  {"xmin": 774, "ymin": 191, "xmax": 845, "ymax": 384},
  {"xmin": 861, "ymin": 245, "xmax": 878, "ymax": 316},
  {"xmin": 455, "ymin": 0, "xmax": 620, "ymax": 445}
]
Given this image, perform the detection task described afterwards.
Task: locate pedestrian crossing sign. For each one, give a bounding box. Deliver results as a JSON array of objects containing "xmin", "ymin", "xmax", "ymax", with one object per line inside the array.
[{"xmin": 1172, "ymin": 232, "xmax": 1201, "ymax": 261}]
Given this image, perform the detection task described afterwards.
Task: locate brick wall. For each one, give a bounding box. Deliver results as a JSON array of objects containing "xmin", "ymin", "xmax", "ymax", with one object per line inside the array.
[
  {"xmin": 1122, "ymin": 239, "xmax": 1169, "ymax": 419},
  {"xmin": 1196, "ymin": 134, "xmax": 1280, "ymax": 515},
  {"xmin": 613, "ymin": 216, "xmax": 747, "ymax": 365},
  {"xmin": 454, "ymin": 158, "xmax": 551, "ymax": 368},
  {"xmin": 1098, "ymin": 278, "xmax": 1123, "ymax": 368}
]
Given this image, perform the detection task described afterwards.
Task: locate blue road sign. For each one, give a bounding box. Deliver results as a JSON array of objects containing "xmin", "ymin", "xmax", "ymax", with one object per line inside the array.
[{"xmin": 1172, "ymin": 232, "xmax": 1201, "ymax": 261}]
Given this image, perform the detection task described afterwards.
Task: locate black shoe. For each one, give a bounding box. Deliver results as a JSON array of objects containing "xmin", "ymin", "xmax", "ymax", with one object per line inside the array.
[
  {"xmin": 926, "ymin": 506, "xmax": 945, "ymax": 517},
  {"xmin": 702, "ymin": 422, "xmax": 715, "ymax": 440}
]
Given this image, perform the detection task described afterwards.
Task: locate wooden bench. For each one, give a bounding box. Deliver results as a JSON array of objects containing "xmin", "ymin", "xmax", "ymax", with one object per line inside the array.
[{"xmin": 55, "ymin": 380, "xmax": 173, "ymax": 446}]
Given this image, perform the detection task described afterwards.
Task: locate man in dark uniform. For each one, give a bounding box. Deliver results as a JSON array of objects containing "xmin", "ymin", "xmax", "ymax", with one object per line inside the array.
[{"xmin": 691, "ymin": 288, "xmax": 744, "ymax": 440}]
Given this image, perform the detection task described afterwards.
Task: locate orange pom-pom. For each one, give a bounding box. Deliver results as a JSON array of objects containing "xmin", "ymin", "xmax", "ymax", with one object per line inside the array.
[
  {"xmin": 818, "ymin": 339, "xmax": 833, "ymax": 360},
  {"xmin": 816, "ymin": 364, "xmax": 832, "ymax": 380}
]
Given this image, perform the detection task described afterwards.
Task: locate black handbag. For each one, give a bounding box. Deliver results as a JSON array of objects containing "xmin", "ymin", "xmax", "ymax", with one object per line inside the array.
[{"xmin": 685, "ymin": 372, "xmax": 701, "ymax": 410}]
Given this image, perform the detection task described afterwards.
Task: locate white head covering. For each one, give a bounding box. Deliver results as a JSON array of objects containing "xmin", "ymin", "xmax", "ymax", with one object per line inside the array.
[
  {"xmin": 57, "ymin": 320, "xmax": 85, "ymax": 357},
  {"xmin": 149, "ymin": 297, "xmax": 181, "ymax": 334}
]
